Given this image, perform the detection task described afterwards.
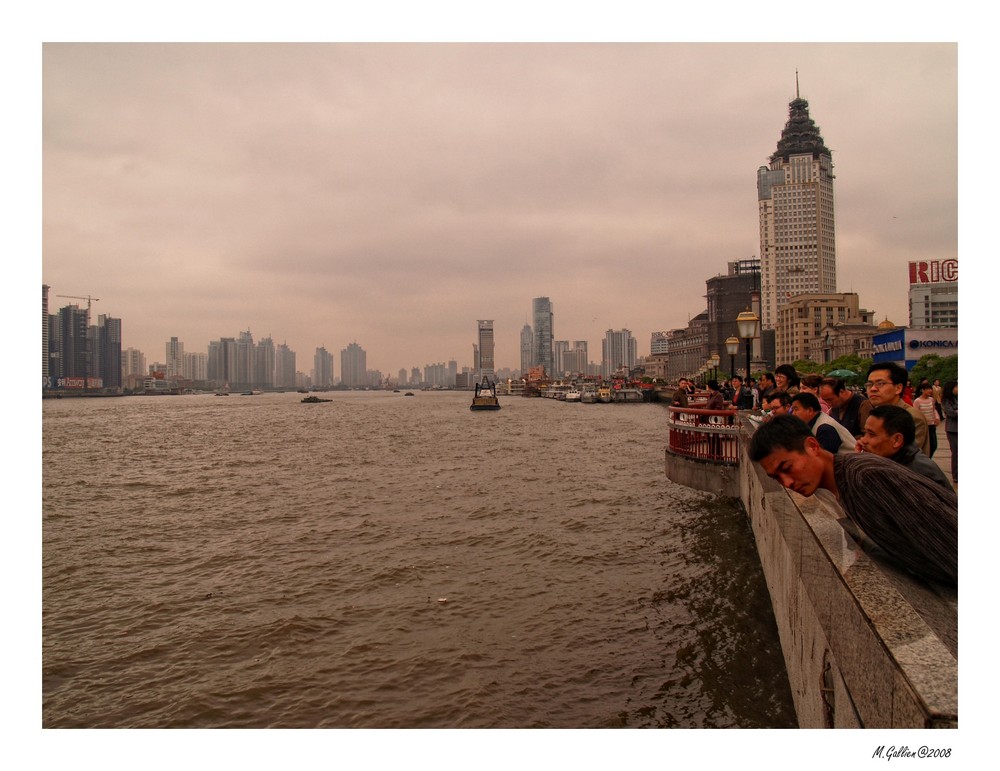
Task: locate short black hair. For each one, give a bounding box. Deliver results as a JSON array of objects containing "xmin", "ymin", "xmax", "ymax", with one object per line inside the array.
[
  {"xmin": 866, "ymin": 361, "xmax": 908, "ymax": 387},
  {"xmin": 869, "ymin": 404, "xmax": 915, "ymax": 446},
  {"xmin": 792, "ymin": 392, "xmax": 821, "ymax": 412},
  {"xmin": 774, "ymin": 364, "xmax": 800, "ymax": 387},
  {"xmin": 732, "ymin": 375, "xmax": 743, "ymax": 384},
  {"xmin": 820, "ymin": 376, "xmax": 847, "ymax": 394},
  {"xmin": 749, "ymin": 414, "xmax": 813, "ymax": 461},
  {"xmin": 707, "ymin": 379, "xmax": 720, "ymax": 391},
  {"xmin": 768, "ymin": 390, "xmax": 791, "ymax": 407}
]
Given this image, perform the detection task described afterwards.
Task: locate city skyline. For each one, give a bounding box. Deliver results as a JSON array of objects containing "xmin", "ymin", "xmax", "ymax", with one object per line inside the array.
[{"xmin": 40, "ymin": 43, "xmax": 958, "ymax": 375}]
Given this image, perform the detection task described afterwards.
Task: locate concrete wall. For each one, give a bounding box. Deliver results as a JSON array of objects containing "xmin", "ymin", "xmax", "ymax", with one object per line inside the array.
[{"xmin": 736, "ymin": 423, "xmax": 957, "ymax": 728}]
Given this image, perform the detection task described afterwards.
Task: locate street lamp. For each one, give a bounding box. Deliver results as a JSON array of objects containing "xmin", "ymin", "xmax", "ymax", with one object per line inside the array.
[
  {"xmin": 725, "ymin": 336, "xmax": 740, "ymax": 380},
  {"xmin": 736, "ymin": 310, "xmax": 760, "ymax": 379},
  {"xmin": 709, "ymin": 353, "xmax": 720, "ymax": 383}
]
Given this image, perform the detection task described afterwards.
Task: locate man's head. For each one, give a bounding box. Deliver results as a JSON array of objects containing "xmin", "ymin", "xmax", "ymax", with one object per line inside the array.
[
  {"xmin": 749, "ymin": 415, "xmax": 831, "ymax": 497},
  {"xmin": 858, "ymin": 405, "xmax": 915, "ymax": 458},
  {"xmin": 764, "ymin": 390, "xmax": 791, "ymax": 417},
  {"xmin": 865, "ymin": 362, "xmax": 907, "ymax": 406},
  {"xmin": 759, "ymin": 372, "xmax": 775, "ymax": 390},
  {"xmin": 819, "ymin": 377, "xmax": 850, "ymax": 409},
  {"xmin": 707, "ymin": 379, "xmax": 720, "ymax": 392},
  {"xmin": 731, "ymin": 375, "xmax": 743, "ymax": 390},
  {"xmin": 790, "ymin": 392, "xmax": 821, "ymax": 424}
]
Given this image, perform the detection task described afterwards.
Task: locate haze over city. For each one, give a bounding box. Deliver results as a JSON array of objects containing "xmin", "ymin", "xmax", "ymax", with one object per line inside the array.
[{"xmin": 41, "ymin": 41, "xmax": 957, "ymax": 375}]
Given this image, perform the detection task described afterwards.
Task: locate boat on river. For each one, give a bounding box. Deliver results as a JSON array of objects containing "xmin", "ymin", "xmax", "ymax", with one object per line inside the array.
[
  {"xmin": 470, "ymin": 377, "xmax": 501, "ymax": 411},
  {"xmin": 301, "ymin": 395, "xmax": 332, "ymax": 403}
]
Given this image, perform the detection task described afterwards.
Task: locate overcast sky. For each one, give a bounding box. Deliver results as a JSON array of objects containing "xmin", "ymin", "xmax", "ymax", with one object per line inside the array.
[{"xmin": 40, "ymin": 41, "xmax": 957, "ymax": 375}]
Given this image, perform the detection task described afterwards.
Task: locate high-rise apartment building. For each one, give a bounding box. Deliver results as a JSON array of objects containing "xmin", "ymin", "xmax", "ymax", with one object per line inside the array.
[
  {"xmin": 758, "ymin": 86, "xmax": 836, "ymax": 330},
  {"xmin": 42, "ymin": 285, "xmax": 49, "ymax": 386},
  {"xmin": 601, "ymin": 328, "xmax": 637, "ymax": 377},
  {"xmin": 532, "ymin": 297, "xmax": 554, "ymax": 375},
  {"xmin": 341, "ymin": 342, "xmax": 367, "ymax": 387},
  {"xmin": 314, "ymin": 346, "xmax": 334, "ymax": 388},
  {"xmin": 477, "ymin": 320, "xmax": 495, "ymax": 380},
  {"xmin": 97, "ymin": 314, "xmax": 122, "ymax": 389},
  {"xmin": 166, "ymin": 337, "xmax": 184, "ymax": 378},
  {"xmin": 520, "ymin": 324, "xmax": 534, "ymax": 375},
  {"xmin": 275, "ymin": 343, "xmax": 296, "ymax": 389}
]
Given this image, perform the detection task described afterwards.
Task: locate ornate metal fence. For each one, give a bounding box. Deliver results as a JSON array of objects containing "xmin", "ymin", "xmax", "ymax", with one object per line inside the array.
[{"xmin": 666, "ymin": 404, "xmax": 740, "ymax": 465}]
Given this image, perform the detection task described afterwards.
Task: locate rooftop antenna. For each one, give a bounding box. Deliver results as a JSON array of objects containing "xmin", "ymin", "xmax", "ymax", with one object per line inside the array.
[{"xmin": 795, "ymin": 69, "xmax": 800, "ymax": 99}]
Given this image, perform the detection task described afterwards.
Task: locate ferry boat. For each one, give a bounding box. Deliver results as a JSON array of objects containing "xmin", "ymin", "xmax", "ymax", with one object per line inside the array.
[
  {"xmin": 597, "ymin": 386, "xmax": 613, "ymax": 403},
  {"xmin": 564, "ymin": 388, "xmax": 582, "ymax": 402},
  {"xmin": 470, "ymin": 377, "xmax": 501, "ymax": 411}
]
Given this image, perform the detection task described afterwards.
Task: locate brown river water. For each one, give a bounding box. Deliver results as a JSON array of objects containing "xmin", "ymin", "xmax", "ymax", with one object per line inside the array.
[{"xmin": 42, "ymin": 390, "xmax": 794, "ymax": 728}]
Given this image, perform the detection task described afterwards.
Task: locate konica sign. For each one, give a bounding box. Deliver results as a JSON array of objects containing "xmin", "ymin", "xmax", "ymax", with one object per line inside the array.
[{"xmin": 872, "ymin": 328, "xmax": 958, "ymax": 369}]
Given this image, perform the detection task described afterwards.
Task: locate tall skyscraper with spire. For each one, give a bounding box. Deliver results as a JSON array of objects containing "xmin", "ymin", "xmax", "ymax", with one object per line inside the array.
[{"xmin": 757, "ymin": 78, "xmax": 837, "ymax": 330}]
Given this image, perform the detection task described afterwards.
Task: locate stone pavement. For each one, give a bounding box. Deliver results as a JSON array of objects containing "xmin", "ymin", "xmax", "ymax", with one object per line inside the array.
[{"xmin": 930, "ymin": 422, "xmax": 957, "ymax": 491}]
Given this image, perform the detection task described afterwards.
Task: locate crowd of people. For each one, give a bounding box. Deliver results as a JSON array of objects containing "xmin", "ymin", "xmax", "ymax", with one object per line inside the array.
[{"xmin": 671, "ymin": 362, "xmax": 958, "ymax": 586}]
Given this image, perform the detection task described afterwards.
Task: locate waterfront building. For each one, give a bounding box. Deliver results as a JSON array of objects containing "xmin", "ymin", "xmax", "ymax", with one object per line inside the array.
[
  {"xmin": 650, "ymin": 331, "xmax": 670, "ymax": 356},
  {"xmin": 253, "ymin": 337, "xmax": 275, "ymax": 389},
  {"xmin": 275, "ymin": 343, "xmax": 296, "ymax": 389},
  {"xmin": 42, "ymin": 285, "xmax": 49, "ymax": 386},
  {"xmin": 908, "ymin": 259, "xmax": 958, "ymax": 329},
  {"xmin": 520, "ymin": 324, "xmax": 533, "ymax": 374},
  {"xmin": 340, "ymin": 342, "xmax": 367, "ymax": 387},
  {"xmin": 184, "ymin": 351, "xmax": 208, "ymax": 382},
  {"xmin": 477, "ymin": 320, "xmax": 495, "ymax": 381},
  {"xmin": 706, "ymin": 259, "xmax": 762, "ymax": 363},
  {"xmin": 775, "ymin": 293, "xmax": 873, "ymax": 366},
  {"xmin": 122, "ymin": 348, "xmax": 146, "ymax": 381},
  {"xmin": 410, "ymin": 367, "xmax": 421, "ymax": 386},
  {"xmin": 665, "ymin": 311, "xmax": 709, "ymax": 382},
  {"xmin": 758, "ymin": 85, "xmax": 837, "ymax": 330},
  {"xmin": 314, "ymin": 346, "xmax": 334, "ymax": 388},
  {"xmin": 808, "ymin": 322, "xmax": 878, "ymax": 364},
  {"xmin": 96, "ymin": 314, "xmax": 122, "ymax": 390},
  {"xmin": 54, "ymin": 304, "xmax": 89, "ymax": 382},
  {"xmin": 166, "ymin": 337, "xmax": 184, "ymax": 378},
  {"xmin": 532, "ymin": 297, "xmax": 554, "ymax": 375},
  {"xmin": 601, "ymin": 328, "xmax": 637, "ymax": 378}
]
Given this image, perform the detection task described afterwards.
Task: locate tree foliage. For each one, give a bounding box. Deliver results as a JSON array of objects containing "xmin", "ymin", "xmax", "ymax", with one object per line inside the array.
[{"xmin": 908, "ymin": 354, "xmax": 958, "ymax": 385}]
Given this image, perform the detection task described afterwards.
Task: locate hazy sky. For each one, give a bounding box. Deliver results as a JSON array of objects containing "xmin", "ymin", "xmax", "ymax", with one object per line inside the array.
[{"xmin": 42, "ymin": 42, "xmax": 957, "ymax": 375}]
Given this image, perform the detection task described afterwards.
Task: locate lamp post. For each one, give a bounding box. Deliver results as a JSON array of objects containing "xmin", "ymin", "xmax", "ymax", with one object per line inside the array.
[
  {"xmin": 725, "ymin": 336, "xmax": 740, "ymax": 380},
  {"xmin": 736, "ymin": 310, "xmax": 760, "ymax": 379},
  {"xmin": 709, "ymin": 353, "xmax": 720, "ymax": 383}
]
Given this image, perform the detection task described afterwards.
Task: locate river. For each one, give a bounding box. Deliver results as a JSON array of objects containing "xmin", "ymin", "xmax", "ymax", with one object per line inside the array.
[{"xmin": 42, "ymin": 390, "xmax": 794, "ymax": 729}]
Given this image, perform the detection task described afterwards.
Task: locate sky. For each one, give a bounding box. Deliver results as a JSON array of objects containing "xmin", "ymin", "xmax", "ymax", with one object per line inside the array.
[{"xmin": 40, "ymin": 40, "xmax": 958, "ymax": 376}]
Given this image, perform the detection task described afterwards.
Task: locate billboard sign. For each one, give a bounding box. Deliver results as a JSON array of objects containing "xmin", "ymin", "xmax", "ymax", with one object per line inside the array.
[{"xmin": 908, "ymin": 259, "xmax": 958, "ymax": 285}]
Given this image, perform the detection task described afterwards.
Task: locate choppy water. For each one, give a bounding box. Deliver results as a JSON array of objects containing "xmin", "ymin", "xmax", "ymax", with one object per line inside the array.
[{"xmin": 42, "ymin": 391, "xmax": 794, "ymax": 728}]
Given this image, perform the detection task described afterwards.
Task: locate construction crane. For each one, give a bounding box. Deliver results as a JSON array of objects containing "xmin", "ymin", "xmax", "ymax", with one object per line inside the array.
[
  {"xmin": 55, "ymin": 294, "xmax": 100, "ymax": 393},
  {"xmin": 56, "ymin": 294, "xmax": 100, "ymax": 317}
]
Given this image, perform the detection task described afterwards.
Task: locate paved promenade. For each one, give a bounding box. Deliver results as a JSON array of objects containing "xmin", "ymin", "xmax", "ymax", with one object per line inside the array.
[{"xmin": 930, "ymin": 423, "xmax": 956, "ymax": 491}]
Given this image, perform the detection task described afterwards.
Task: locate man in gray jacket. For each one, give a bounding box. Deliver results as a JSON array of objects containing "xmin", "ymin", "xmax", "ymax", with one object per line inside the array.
[{"xmin": 857, "ymin": 405, "xmax": 953, "ymax": 491}]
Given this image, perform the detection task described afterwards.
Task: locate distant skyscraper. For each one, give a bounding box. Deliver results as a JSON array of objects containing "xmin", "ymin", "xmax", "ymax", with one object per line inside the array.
[
  {"xmin": 97, "ymin": 314, "xmax": 122, "ymax": 389},
  {"xmin": 601, "ymin": 328, "xmax": 637, "ymax": 377},
  {"xmin": 341, "ymin": 342, "xmax": 367, "ymax": 387},
  {"xmin": 275, "ymin": 343, "xmax": 296, "ymax": 389},
  {"xmin": 758, "ymin": 83, "xmax": 836, "ymax": 330},
  {"xmin": 42, "ymin": 284, "xmax": 49, "ymax": 386},
  {"xmin": 255, "ymin": 336, "xmax": 275, "ymax": 388},
  {"xmin": 532, "ymin": 297, "xmax": 554, "ymax": 375},
  {"xmin": 314, "ymin": 346, "xmax": 334, "ymax": 387},
  {"xmin": 477, "ymin": 320, "xmax": 495, "ymax": 380},
  {"xmin": 520, "ymin": 324, "xmax": 534, "ymax": 374},
  {"xmin": 166, "ymin": 337, "xmax": 184, "ymax": 378}
]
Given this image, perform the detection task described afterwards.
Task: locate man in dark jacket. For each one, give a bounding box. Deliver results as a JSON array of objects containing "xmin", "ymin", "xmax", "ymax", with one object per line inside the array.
[
  {"xmin": 857, "ymin": 405, "xmax": 953, "ymax": 491},
  {"xmin": 820, "ymin": 377, "xmax": 866, "ymax": 437}
]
